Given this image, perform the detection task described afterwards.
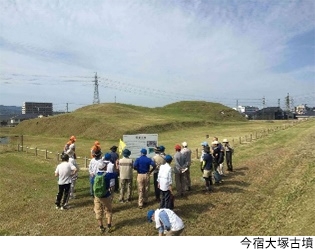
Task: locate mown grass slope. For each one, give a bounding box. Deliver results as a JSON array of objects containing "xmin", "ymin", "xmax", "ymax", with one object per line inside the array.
[{"xmin": 1, "ymin": 101, "xmax": 314, "ymax": 236}]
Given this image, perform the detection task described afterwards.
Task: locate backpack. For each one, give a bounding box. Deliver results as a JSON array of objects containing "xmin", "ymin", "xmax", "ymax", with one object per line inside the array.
[{"xmin": 93, "ymin": 173, "xmax": 107, "ymax": 198}]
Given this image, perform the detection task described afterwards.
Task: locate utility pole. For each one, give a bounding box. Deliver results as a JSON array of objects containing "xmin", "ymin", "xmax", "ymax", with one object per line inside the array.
[
  {"xmin": 93, "ymin": 72, "xmax": 100, "ymax": 104},
  {"xmin": 285, "ymin": 93, "xmax": 290, "ymax": 112},
  {"xmin": 66, "ymin": 103, "xmax": 68, "ymax": 113},
  {"xmin": 262, "ymin": 96, "xmax": 265, "ymax": 109},
  {"xmin": 278, "ymin": 99, "xmax": 280, "ymax": 108}
]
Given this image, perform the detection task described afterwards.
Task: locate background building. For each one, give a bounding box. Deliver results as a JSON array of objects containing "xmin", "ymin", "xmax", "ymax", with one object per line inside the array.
[{"xmin": 22, "ymin": 102, "xmax": 53, "ymax": 116}]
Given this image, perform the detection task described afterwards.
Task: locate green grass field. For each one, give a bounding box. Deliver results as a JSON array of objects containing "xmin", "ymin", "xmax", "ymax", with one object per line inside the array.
[{"xmin": 0, "ymin": 101, "xmax": 314, "ymax": 236}]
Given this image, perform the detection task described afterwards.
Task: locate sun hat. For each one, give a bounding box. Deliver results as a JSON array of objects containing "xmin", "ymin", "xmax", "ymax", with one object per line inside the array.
[
  {"xmin": 147, "ymin": 209, "xmax": 155, "ymax": 223},
  {"xmin": 140, "ymin": 148, "xmax": 147, "ymax": 155},
  {"xmin": 164, "ymin": 155, "xmax": 173, "ymax": 162},
  {"xmin": 212, "ymin": 141, "xmax": 219, "ymax": 145},
  {"xmin": 182, "ymin": 141, "xmax": 188, "ymax": 147},
  {"xmin": 154, "ymin": 146, "xmax": 161, "ymax": 153},
  {"xmin": 122, "ymin": 148, "xmax": 131, "ymax": 157},
  {"xmin": 222, "ymin": 139, "xmax": 228, "ymax": 143}
]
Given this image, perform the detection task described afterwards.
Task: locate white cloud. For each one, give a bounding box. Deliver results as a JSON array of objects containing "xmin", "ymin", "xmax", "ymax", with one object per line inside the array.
[{"xmin": 0, "ymin": 0, "xmax": 314, "ymax": 110}]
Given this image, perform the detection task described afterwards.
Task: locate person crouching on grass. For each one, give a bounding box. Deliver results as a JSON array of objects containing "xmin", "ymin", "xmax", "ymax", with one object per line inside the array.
[
  {"xmin": 93, "ymin": 159, "xmax": 118, "ymax": 233},
  {"xmin": 54, "ymin": 153, "xmax": 77, "ymax": 210},
  {"xmin": 147, "ymin": 208, "xmax": 185, "ymax": 236}
]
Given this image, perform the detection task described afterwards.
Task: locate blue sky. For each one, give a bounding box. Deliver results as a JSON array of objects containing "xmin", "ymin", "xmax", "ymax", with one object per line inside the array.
[{"xmin": 0, "ymin": 0, "xmax": 314, "ymax": 112}]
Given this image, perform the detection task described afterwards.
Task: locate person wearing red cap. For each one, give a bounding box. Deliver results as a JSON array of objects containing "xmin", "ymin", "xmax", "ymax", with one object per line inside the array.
[{"xmin": 173, "ymin": 144, "xmax": 188, "ymax": 197}]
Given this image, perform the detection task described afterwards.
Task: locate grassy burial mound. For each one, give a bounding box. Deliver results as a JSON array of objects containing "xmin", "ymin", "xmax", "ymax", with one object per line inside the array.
[
  {"xmin": 0, "ymin": 118, "xmax": 314, "ymax": 236},
  {"xmin": 12, "ymin": 101, "xmax": 246, "ymax": 140}
]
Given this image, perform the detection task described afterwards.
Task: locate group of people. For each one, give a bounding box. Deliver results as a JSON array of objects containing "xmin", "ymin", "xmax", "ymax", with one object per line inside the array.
[
  {"xmin": 200, "ymin": 137, "xmax": 234, "ymax": 192},
  {"xmin": 54, "ymin": 135, "xmax": 233, "ymax": 236}
]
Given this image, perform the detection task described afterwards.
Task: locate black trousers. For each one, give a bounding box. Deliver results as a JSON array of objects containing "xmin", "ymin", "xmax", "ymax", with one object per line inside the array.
[
  {"xmin": 153, "ymin": 172, "xmax": 160, "ymax": 200},
  {"xmin": 55, "ymin": 183, "xmax": 71, "ymax": 206},
  {"xmin": 160, "ymin": 190, "xmax": 173, "ymax": 209},
  {"xmin": 226, "ymin": 151, "xmax": 233, "ymax": 171}
]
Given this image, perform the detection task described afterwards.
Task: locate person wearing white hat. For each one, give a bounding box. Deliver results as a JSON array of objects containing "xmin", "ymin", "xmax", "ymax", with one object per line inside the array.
[{"xmin": 181, "ymin": 141, "xmax": 192, "ymax": 191}]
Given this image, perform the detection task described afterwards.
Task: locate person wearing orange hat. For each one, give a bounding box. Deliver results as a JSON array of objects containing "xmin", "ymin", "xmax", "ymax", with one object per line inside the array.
[
  {"xmin": 64, "ymin": 135, "xmax": 77, "ymax": 159},
  {"xmin": 173, "ymin": 144, "xmax": 188, "ymax": 197},
  {"xmin": 91, "ymin": 141, "xmax": 101, "ymax": 158}
]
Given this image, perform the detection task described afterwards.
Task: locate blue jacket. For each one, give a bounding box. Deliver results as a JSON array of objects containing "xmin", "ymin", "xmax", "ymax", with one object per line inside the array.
[{"xmin": 134, "ymin": 155, "xmax": 156, "ymax": 174}]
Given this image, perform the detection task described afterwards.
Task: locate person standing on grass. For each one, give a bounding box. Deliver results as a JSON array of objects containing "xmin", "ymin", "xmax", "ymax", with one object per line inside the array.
[
  {"xmin": 89, "ymin": 150, "xmax": 103, "ymax": 197},
  {"xmin": 211, "ymin": 140, "xmax": 223, "ymax": 184},
  {"xmin": 67, "ymin": 148, "xmax": 79, "ymax": 200},
  {"xmin": 173, "ymin": 144, "xmax": 188, "ymax": 198},
  {"xmin": 201, "ymin": 145, "xmax": 213, "ymax": 192},
  {"xmin": 152, "ymin": 146, "xmax": 166, "ymax": 203},
  {"xmin": 109, "ymin": 145, "xmax": 120, "ymax": 192},
  {"xmin": 118, "ymin": 148, "xmax": 134, "ymax": 203},
  {"xmin": 54, "ymin": 153, "xmax": 77, "ymax": 210},
  {"xmin": 157, "ymin": 154, "xmax": 174, "ymax": 209},
  {"xmin": 64, "ymin": 135, "xmax": 77, "ymax": 159},
  {"xmin": 213, "ymin": 136, "xmax": 225, "ymax": 176},
  {"xmin": 200, "ymin": 141, "xmax": 208, "ymax": 172},
  {"xmin": 222, "ymin": 139, "xmax": 234, "ymax": 172},
  {"xmin": 147, "ymin": 208, "xmax": 185, "ymax": 236},
  {"xmin": 133, "ymin": 148, "xmax": 156, "ymax": 209},
  {"xmin": 181, "ymin": 141, "xmax": 192, "ymax": 191},
  {"xmin": 93, "ymin": 159, "xmax": 118, "ymax": 233},
  {"xmin": 103, "ymin": 152, "xmax": 116, "ymax": 199}
]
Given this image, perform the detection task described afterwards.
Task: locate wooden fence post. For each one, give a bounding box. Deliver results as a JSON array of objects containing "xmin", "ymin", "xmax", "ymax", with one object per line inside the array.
[
  {"xmin": 45, "ymin": 149, "xmax": 48, "ymax": 159},
  {"xmin": 57, "ymin": 153, "xmax": 59, "ymax": 163},
  {"xmin": 17, "ymin": 144, "xmax": 20, "ymax": 152},
  {"xmin": 85, "ymin": 157, "xmax": 88, "ymax": 168},
  {"xmin": 196, "ymin": 148, "xmax": 199, "ymax": 159},
  {"xmin": 35, "ymin": 147, "xmax": 37, "ymax": 156}
]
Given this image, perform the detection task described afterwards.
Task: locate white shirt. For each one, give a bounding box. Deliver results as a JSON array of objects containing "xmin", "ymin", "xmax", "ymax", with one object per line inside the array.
[
  {"xmin": 157, "ymin": 163, "xmax": 172, "ymax": 191},
  {"xmin": 55, "ymin": 161, "xmax": 77, "ymax": 185},
  {"xmin": 104, "ymin": 160, "xmax": 115, "ymax": 187},
  {"xmin": 154, "ymin": 209, "xmax": 184, "ymax": 231},
  {"xmin": 89, "ymin": 158, "xmax": 104, "ymax": 176}
]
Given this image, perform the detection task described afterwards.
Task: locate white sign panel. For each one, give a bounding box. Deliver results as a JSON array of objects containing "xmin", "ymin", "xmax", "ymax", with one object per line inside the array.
[{"xmin": 123, "ymin": 134, "xmax": 158, "ymax": 159}]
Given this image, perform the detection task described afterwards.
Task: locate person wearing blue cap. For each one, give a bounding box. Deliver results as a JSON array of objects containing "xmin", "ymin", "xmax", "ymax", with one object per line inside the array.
[
  {"xmin": 118, "ymin": 148, "xmax": 134, "ymax": 203},
  {"xmin": 199, "ymin": 142, "xmax": 208, "ymax": 172},
  {"xmin": 133, "ymin": 148, "xmax": 156, "ymax": 209},
  {"xmin": 103, "ymin": 152, "xmax": 116, "ymax": 199},
  {"xmin": 157, "ymin": 154, "xmax": 174, "ymax": 209},
  {"xmin": 89, "ymin": 150, "xmax": 103, "ymax": 197},
  {"xmin": 147, "ymin": 208, "xmax": 185, "ymax": 236}
]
